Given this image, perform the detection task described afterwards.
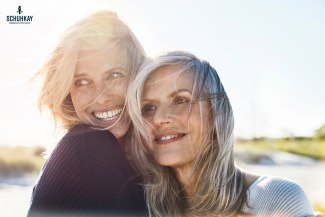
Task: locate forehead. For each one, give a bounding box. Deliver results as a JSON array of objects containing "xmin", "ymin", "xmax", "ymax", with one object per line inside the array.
[
  {"xmin": 76, "ymin": 44, "xmax": 127, "ymax": 71},
  {"xmin": 144, "ymin": 64, "xmax": 195, "ymax": 97}
]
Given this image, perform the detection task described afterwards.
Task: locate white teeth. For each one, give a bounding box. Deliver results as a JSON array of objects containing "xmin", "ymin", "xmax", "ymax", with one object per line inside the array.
[
  {"xmin": 160, "ymin": 135, "xmax": 178, "ymax": 141},
  {"xmin": 94, "ymin": 108, "xmax": 123, "ymax": 121}
]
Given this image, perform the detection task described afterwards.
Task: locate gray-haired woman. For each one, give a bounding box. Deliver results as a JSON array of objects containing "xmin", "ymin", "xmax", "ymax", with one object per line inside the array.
[{"xmin": 127, "ymin": 51, "xmax": 315, "ymax": 217}]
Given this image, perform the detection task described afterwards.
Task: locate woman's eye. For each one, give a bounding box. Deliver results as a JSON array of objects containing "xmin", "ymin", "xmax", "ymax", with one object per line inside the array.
[
  {"xmin": 74, "ymin": 79, "xmax": 89, "ymax": 87},
  {"xmin": 173, "ymin": 96, "xmax": 190, "ymax": 105},
  {"xmin": 141, "ymin": 104, "xmax": 156, "ymax": 115},
  {"xmin": 109, "ymin": 72, "xmax": 123, "ymax": 79}
]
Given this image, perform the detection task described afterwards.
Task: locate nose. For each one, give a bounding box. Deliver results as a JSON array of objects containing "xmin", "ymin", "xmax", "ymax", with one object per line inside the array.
[
  {"xmin": 94, "ymin": 82, "xmax": 110, "ymax": 105},
  {"xmin": 152, "ymin": 104, "xmax": 174, "ymax": 126}
]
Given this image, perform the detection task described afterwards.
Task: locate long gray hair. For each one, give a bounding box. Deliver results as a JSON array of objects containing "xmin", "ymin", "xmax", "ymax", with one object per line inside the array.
[{"xmin": 127, "ymin": 51, "xmax": 245, "ymax": 216}]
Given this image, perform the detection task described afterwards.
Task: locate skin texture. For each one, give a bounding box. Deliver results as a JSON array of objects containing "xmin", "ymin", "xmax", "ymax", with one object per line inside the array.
[
  {"xmin": 70, "ymin": 45, "xmax": 131, "ymax": 141},
  {"xmin": 141, "ymin": 65, "xmax": 211, "ymax": 187}
]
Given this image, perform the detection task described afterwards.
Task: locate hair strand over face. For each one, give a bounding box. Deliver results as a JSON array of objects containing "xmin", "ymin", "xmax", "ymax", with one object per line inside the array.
[
  {"xmin": 128, "ymin": 51, "xmax": 246, "ymax": 217},
  {"xmin": 36, "ymin": 10, "xmax": 145, "ymax": 130}
]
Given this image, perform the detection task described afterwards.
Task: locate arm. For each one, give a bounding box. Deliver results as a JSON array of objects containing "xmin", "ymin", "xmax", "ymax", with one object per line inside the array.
[{"xmin": 27, "ymin": 124, "xmax": 145, "ymax": 217}]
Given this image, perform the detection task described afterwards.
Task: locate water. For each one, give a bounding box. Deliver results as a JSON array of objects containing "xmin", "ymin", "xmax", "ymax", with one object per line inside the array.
[
  {"xmin": 0, "ymin": 185, "xmax": 34, "ymax": 217},
  {"xmin": 0, "ymin": 176, "xmax": 35, "ymax": 217}
]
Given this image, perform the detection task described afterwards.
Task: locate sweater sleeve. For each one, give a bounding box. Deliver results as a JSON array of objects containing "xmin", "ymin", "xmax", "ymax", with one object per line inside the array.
[
  {"xmin": 242, "ymin": 176, "xmax": 314, "ymax": 217},
  {"xmin": 27, "ymin": 124, "xmax": 146, "ymax": 217}
]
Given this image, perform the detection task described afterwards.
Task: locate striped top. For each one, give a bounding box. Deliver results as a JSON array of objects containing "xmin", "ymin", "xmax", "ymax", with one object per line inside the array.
[{"xmin": 241, "ymin": 176, "xmax": 314, "ymax": 217}]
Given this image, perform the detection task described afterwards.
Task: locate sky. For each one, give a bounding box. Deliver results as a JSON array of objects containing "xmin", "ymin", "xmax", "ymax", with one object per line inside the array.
[{"xmin": 0, "ymin": 0, "xmax": 324, "ymax": 146}]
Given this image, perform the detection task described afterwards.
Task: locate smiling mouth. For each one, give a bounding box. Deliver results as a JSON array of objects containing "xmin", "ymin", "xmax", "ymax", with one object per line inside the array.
[
  {"xmin": 155, "ymin": 133, "xmax": 186, "ymax": 144},
  {"xmin": 93, "ymin": 108, "xmax": 123, "ymax": 121}
]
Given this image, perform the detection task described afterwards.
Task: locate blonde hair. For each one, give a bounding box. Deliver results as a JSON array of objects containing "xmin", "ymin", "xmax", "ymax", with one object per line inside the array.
[
  {"xmin": 36, "ymin": 10, "xmax": 145, "ymax": 129},
  {"xmin": 127, "ymin": 51, "xmax": 246, "ymax": 216}
]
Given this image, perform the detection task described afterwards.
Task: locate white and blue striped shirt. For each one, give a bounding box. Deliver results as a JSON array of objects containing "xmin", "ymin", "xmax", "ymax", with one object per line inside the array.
[{"xmin": 241, "ymin": 176, "xmax": 314, "ymax": 217}]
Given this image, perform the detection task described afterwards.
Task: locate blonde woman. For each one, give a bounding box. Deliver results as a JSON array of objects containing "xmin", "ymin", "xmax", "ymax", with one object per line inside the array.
[
  {"xmin": 27, "ymin": 11, "xmax": 146, "ymax": 216},
  {"xmin": 127, "ymin": 51, "xmax": 315, "ymax": 217}
]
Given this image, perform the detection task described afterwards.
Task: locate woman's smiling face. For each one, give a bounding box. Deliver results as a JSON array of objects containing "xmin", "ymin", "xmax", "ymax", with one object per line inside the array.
[
  {"xmin": 141, "ymin": 65, "xmax": 211, "ymax": 169},
  {"xmin": 70, "ymin": 45, "xmax": 131, "ymax": 139}
]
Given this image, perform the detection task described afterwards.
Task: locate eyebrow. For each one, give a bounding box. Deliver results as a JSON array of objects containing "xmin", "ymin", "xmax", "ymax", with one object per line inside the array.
[
  {"xmin": 73, "ymin": 73, "xmax": 88, "ymax": 78},
  {"xmin": 170, "ymin": 89, "xmax": 192, "ymax": 97},
  {"xmin": 142, "ymin": 89, "xmax": 193, "ymax": 102}
]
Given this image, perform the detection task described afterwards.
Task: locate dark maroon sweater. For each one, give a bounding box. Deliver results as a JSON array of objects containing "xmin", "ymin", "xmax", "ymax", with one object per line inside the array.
[{"xmin": 27, "ymin": 124, "xmax": 146, "ymax": 217}]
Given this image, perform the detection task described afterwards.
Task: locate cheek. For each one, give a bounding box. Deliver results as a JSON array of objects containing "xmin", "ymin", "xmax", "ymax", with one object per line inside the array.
[
  {"xmin": 144, "ymin": 125, "xmax": 155, "ymax": 143},
  {"xmin": 70, "ymin": 91, "xmax": 91, "ymax": 114},
  {"xmin": 109, "ymin": 80, "xmax": 128, "ymax": 96},
  {"xmin": 70, "ymin": 93, "xmax": 80, "ymax": 111},
  {"xmin": 118, "ymin": 81, "xmax": 128, "ymax": 96},
  {"xmin": 188, "ymin": 110, "xmax": 211, "ymax": 148}
]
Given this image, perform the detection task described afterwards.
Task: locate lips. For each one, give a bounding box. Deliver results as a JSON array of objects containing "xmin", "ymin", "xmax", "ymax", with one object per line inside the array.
[
  {"xmin": 154, "ymin": 132, "xmax": 186, "ymax": 144},
  {"xmin": 93, "ymin": 108, "xmax": 123, "ymax": 121}
]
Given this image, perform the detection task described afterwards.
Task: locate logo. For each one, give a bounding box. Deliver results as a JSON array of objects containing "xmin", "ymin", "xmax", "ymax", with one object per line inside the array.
[
  {"xmin": 6, "ymin": 6, "xmax": 33, "ymax": 24},
  {"xmin": 17, "ymin": 6, "xmax": 23, "ymax": 15}
]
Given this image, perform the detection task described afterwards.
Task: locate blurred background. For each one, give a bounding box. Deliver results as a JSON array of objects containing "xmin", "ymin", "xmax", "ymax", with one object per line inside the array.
[{"xmin": 0, "ymin": 0, "xmax": 324, "ymax": 216}]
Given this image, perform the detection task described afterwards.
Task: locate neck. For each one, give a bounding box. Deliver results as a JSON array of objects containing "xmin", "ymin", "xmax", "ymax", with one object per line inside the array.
[
  {"xmin": 117, "ymin": 133, "xmax": 131, "ymax": 159},
  {"xmin": 173, "ymin": 164, "xmax": 197, "ymax": 198},
  {"xmin": 118, "ymin": 132, "xmax": 141, "ymax": 178},
  {"xmin": 117, "ymin": 134, "xmax": 127, "ymax": 146}
]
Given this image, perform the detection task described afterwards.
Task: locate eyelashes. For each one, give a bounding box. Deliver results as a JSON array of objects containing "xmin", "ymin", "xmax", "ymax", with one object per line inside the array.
[
  {"xmin": 141, "ymin": 104, "xmax": 156, "ymax": 115},
  {"xmin": 108, "ymin": 71, "xmax": 123, "ymax": 79},
  {"xmin": 141, "ymin": 96, "xmax": 193, "ymax": 117},
  {"xmin": 173, "ymin": 96, "xmax": 191, "ymax": 105},
  {"xmin": 73, "ymin": 70, "xmax": 125, "ymax": 88},
  {"xmin": 74, "ymin": 79, "xmax": 89, "ymax": 87}
]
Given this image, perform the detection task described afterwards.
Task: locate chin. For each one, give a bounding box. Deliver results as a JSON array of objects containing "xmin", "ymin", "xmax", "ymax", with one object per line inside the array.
[
  {"xmin": 109, "ymin": 121, "xmax": 131, "ymax": 140},
  {"xmin": 155, "ymin": 156, "xmax": 179, "ymax": 167}
]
